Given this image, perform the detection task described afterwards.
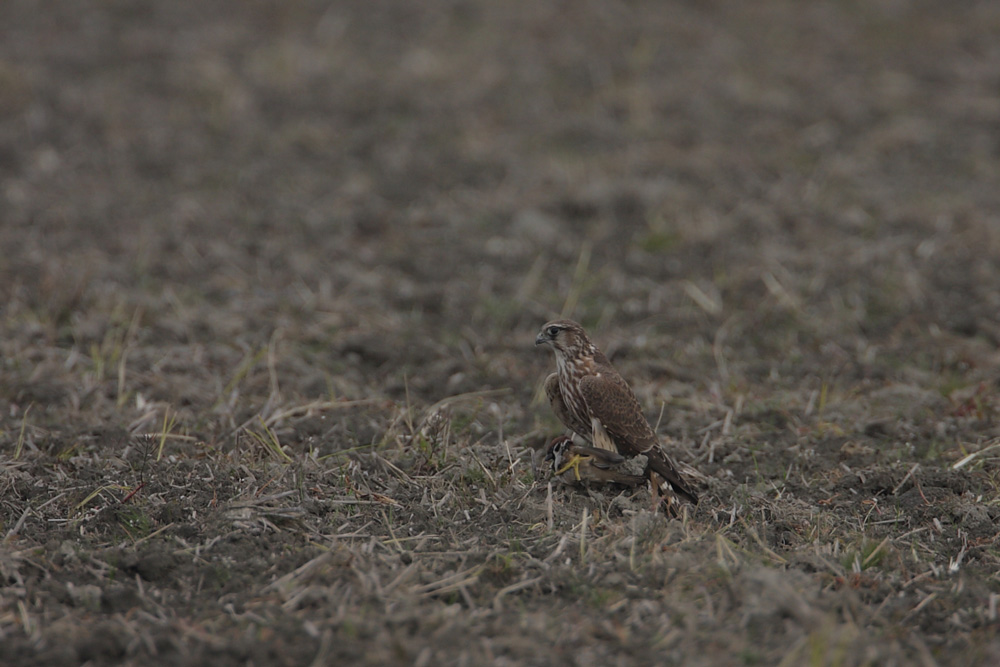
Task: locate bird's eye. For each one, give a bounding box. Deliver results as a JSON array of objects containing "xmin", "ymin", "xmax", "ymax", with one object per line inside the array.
[{"xmin": 546, "ymin": 326, "xmax": 560, "ymax": 337}]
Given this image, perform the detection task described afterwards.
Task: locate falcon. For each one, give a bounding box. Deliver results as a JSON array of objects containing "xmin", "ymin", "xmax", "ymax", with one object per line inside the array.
[
  {"xmin": 545, "ymin": 435, "xmax": 647, "ymax": 487},
  {"xmin": 535, "ymin": 319, "xmax": 699, "ymax": 507}
]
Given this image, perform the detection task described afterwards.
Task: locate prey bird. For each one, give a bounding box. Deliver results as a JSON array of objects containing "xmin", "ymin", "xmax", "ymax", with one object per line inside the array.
[
  {"xmin": 545, "ymin": 435, "xmax": 647, "ymax": 487},
  {"xmin": 535, "ymin": 319, "xmax": 699, "ymax": 508}
]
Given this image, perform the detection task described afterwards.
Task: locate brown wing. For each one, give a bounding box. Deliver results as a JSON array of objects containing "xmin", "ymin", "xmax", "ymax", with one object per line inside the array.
[
  {"xmin": 593, "ymin": 468, "xmax": 647, "ymax": 487},
  {"xmin": 578, "ymin": 372, "xmax": 658, "ymax": 456},
  {"xmin": 590, "ymin": 417, "xmax": 618, "ymax": 453},
  {"xmin": 580, "ymin": 372, "xmax": 698, "ymax": 505},
  {"xmin": 545, "ymin": 372, "xmax": 590, "ymax": 439}
]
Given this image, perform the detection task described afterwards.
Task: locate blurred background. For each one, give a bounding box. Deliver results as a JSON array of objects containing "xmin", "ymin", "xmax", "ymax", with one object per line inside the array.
[{"xmin": 2, "ymin": 0, "xmax": 999, "ymax": 433}]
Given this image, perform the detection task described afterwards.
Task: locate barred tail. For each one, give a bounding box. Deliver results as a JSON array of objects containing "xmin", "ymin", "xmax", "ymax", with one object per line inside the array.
[{"xmin": 646, "ymin": 448, "xmax": 699, "ymax": 505}]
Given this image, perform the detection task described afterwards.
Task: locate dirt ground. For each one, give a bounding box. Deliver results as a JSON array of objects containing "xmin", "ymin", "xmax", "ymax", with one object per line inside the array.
[{"xmin": 2, "ymin": 1, "xmax": 1000, "ymax": 665}]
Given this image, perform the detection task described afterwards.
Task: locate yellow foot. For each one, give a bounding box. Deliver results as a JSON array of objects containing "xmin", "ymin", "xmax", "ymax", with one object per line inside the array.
[{"xmin": 556, "ymin": 454, "xmax": 585, "ymax": 481}]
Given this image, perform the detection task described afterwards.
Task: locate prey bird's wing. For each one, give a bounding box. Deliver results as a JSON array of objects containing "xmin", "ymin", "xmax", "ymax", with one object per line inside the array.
[{"xmin": 569, "ymin": 444, "xmax": 626, "ymax": 468}]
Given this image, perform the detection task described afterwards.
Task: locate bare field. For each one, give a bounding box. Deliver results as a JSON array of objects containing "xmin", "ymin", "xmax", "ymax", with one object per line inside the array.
[{"xmin": 2, "ymin": 1, "xmax": 1000, "ymax": 665}]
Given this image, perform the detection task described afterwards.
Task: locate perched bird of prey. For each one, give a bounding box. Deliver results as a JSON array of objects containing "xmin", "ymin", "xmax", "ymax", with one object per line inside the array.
[
  {"xmin": 535, "ymin": 319, "xmax": 699, "ymax": 508},
  {"xmin": 545, "ymin": 435, "xmax": 647, "ymax": 487}
]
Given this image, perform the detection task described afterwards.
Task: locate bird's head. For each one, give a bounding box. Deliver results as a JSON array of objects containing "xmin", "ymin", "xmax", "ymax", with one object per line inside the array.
[
  {"xmin": 544, "ymin": 435, "xmax": 573, "ymax": 463},
  {"xmin": 535, "ymin": 319, "xmax": 592, "ymax": 358}
]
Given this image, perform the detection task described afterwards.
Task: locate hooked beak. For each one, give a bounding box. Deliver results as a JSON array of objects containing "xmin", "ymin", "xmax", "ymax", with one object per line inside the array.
[{"xmin": 535, "ymin": 332, "xmax": 548, "ymax": 346}]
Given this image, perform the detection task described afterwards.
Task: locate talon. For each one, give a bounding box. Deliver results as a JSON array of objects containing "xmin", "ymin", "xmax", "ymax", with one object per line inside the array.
[{"xmin": 556, "ymin": 454, "xmax": 586, "ymax": 481}]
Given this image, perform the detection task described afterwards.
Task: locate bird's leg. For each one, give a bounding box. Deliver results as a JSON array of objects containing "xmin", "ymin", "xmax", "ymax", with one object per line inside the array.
[
  {"xmin": 649, "ymin": 487, "xmax": 661, "ymax": 512},
  {"xmin": 648, "ymin": 483, "xmax": 678, "ymax": 517},
  {"xmin": 648, "ymin": 474, "xmax": 668, "ymax": 513},
  {"xmin": 556, "ymin": 454, "xmax": 585, "ymax": 482}
]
